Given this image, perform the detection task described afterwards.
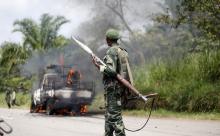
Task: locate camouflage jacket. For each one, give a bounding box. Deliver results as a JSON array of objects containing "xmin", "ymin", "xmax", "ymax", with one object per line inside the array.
[{"xmin": 100, "ymin": 43, "xmax": 129, "ymax": 87}]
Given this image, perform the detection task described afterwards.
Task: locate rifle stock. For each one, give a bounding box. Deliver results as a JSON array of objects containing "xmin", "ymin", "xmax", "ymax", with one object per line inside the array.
[{"xmin": 116, "ymin": 74, "xmax": 148, "ymax": 102}]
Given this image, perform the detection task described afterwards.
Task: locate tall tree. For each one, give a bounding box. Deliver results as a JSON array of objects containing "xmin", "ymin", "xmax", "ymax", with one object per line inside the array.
[
  {"xmin": 13, "ymin": 13, "xmax": 69, "ymax": 51},
  {"xmin": 0, "ymin": 42, "xmax": 27, "ymax": 76},
  {"xmin": 155, "ymin": 0, "xmax": 220, "ymax": 51},
  {"xmin": 105, "ymin": 0, "xmax": 134, "ymax": 35}
]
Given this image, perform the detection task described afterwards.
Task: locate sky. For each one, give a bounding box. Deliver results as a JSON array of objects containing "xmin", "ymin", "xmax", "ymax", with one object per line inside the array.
[
  {"xmin": 0, "ymin": 0, "xmax": 92, "ymax": 44},
  {"xmin": 0, "ymin": 0, "xmax": 161, "ymax": 45}
]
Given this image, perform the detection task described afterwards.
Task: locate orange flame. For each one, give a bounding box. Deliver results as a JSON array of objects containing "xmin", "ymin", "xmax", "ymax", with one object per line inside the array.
[{"xmin": 80, "ymin": 105, "xmax": 87, "ymax": 113}]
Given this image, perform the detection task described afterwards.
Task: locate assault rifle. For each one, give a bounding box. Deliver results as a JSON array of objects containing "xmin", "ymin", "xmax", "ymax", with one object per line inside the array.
[{"xmin": 71, "ymin": 36, "xmax": 157, "ymax": 102}]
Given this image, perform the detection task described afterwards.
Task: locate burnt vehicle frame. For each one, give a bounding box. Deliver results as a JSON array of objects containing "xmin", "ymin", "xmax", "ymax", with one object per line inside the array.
[{"xmin": 30, "ymin": 65, "xmax": 95, "ymax": 115}]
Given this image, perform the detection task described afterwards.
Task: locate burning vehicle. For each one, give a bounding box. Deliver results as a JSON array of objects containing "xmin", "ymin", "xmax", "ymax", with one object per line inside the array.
[{"xmin": 30, "ymin": 64, "xmax": 95, "ymax": 115}]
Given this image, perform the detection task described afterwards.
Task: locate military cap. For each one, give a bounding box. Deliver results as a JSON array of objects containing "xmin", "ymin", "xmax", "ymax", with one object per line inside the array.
[{"xmin": 105, "ymin": 28, "xmax": 120, "ymax": 39}]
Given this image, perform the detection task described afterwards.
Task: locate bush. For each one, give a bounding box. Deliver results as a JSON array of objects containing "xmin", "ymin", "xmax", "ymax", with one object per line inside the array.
[
  {"xmin": 0, "ymin": 92, "xmax": 30, "ymax": 108},
  {"xmin": 133, "ymin": 51, "xmax": 220, "ymax": 112},
  {"xmin": 16, "ymin": 92, "xmax": 31, "ymax": 106},
  {"xmin": 198, "ymin": 51, "xmax": 220, "ymax": 82}
]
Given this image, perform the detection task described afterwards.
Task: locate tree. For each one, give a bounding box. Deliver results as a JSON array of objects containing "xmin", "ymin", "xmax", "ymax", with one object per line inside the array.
[
  {"xmin": 105, "ymin": 0, "xmax": 134, "ymax": 35},
  {"xmin": 0, "ymin": 42, "xmax": 28, "ymax": 90},
  {"xmin": 0, "ymin": 42, "xmax": 28, "ymax": 75},
  {"xmin": 155, "ymin": 0, "xmax": 220, "ymax": 51},
  {"xmin": 0, "ymin": 14, "xmax": 70, "ymax": 94},
  {"xmin": 13, "ymin": 13, "xmax": 69, "ymax": 51}
]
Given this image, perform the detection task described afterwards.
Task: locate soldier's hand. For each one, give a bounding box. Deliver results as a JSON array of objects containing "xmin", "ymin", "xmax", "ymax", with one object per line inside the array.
[{"xmin": 91, "ymin": 55, "xmax": 100, "ymax": 69}]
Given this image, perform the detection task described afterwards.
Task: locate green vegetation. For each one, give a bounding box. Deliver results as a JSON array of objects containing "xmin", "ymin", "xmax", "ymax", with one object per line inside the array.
[
  {"xmin": 134, "ymin": 52, "xmax": 220, "ymax": 112},
  {"xmin": 88, "ymin": 93, "xmax": 105, "ymax": 112},
  {"xmin": 132, "ymin": 0, "xmax": 220, "ymax": 113},
  {"xmin": 0, "ymin": 1, "xmax": 220, "ymax": 116},
  {"xmin": 89, "ymin": 94, "xmax": 220, "ymax": 120},
  {"xmin": 123, "ymin": 109, "xmax": 220, "ymax": 120},
  {"xmin": 13, "ymin": 13, "xmax": 69, "ymax": 51},
  {"xmin": 0, "ymin": 14, "xmax": 69, "ymax": 102},
  {"xmin": 0, "ymin": 93, "xmax": 7, "ymax": 108},
  {"xmin": 0, "ymin": 92, "xmax": 30, "ymax": 109}
]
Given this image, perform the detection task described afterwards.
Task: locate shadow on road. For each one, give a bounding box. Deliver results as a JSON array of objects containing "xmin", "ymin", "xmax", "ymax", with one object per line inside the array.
[{"xmin": 28, "ymin": 111, "xmax": 105, "ymax": 119}]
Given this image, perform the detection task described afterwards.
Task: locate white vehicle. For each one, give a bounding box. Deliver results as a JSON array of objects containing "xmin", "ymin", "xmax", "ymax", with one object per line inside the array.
[{"xmin": 30, "ymin": 65, "xmax": 95, "ymax": 115}]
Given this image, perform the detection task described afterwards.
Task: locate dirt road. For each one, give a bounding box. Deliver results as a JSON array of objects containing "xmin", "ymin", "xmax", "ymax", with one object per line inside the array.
[{"xmin": 0, "ymin": 108, "xmax": 219, "ymax": 136}]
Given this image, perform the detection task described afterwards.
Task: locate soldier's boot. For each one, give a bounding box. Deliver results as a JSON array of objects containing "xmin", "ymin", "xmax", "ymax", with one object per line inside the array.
[
  {"xmin": 114, "ymin": 120, "xmax": 126, "ymax": 136},
  {"xmin": 7, "ymin": 102, "xmax": 11, "ymax": 109},
  {"xmin": 105, "ymin": 121, "xmax": 114, "ymax": 136}
]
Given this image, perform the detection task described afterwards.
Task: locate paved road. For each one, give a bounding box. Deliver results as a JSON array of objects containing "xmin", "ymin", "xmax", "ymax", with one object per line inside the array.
[{"xmin": 0, "ymin": 108, "xmax": 220, "ymax": 136}]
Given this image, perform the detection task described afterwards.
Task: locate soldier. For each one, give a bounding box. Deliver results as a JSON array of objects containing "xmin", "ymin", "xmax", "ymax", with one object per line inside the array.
[
  {"xmin": 92, "ymin": 28, "xmax": 132, "ymax": 136},
  {"xmin": 5, "ymin": 87, "xmax": 16, "ymax": 108}
]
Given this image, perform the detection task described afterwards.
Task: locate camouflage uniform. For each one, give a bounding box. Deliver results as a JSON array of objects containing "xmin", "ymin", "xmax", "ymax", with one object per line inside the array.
[
  {"xmin": 96, "ymin": 28, "xmax": 133, "ymax": 136},
  {"xmin": 5, "ymin": 88, "xmax": 16, "ymax": 108},
  {"xmin": 100, "ymin": 41, "xmax": 130, "ymax": 136}
]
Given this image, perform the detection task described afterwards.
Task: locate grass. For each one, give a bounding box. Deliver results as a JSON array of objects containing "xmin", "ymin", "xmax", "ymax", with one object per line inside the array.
[
  {"xmin": 0, "ymin": 92, "xmax": 31, "ymax": 109},
  {"xmin": 123, "ymin": 109, "xmax": 220, "ymax": 120},
  {"xmin": 133, "ymin": 52, "xmax": 220, "ymax": 112},
  {"xmin": 88, "ymin": 93, "xmax": 105, "ymax": 112},
  {"xmin": 89, "ymin": 93, "xmax": 220, "ymax": 120},
  {"xmin": 0, "ymin": 92, "xmax": 7, "ymax": 108}
]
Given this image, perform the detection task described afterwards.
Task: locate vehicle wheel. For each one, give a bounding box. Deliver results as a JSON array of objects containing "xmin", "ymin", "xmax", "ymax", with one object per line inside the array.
[
  {"xmin": 46, "ymin": 99, "xmax": 55, "ymax": 115},
  {"xmin": 30, "ymin": 101, "xmax": 36, "ymax": 113},
  {"xmin": 70, "ymin": 104, "xmax": 80, "ymax": 115}
]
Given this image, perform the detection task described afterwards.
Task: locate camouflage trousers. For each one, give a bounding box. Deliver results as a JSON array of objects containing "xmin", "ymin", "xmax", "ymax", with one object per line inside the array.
[
  {"xmin": 104, "ymin": 85, "xmax": 126, "ymax": 136},
  {"xmin": 5, "ymin": 91, "xmax": 16, "ymax": 108}
]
